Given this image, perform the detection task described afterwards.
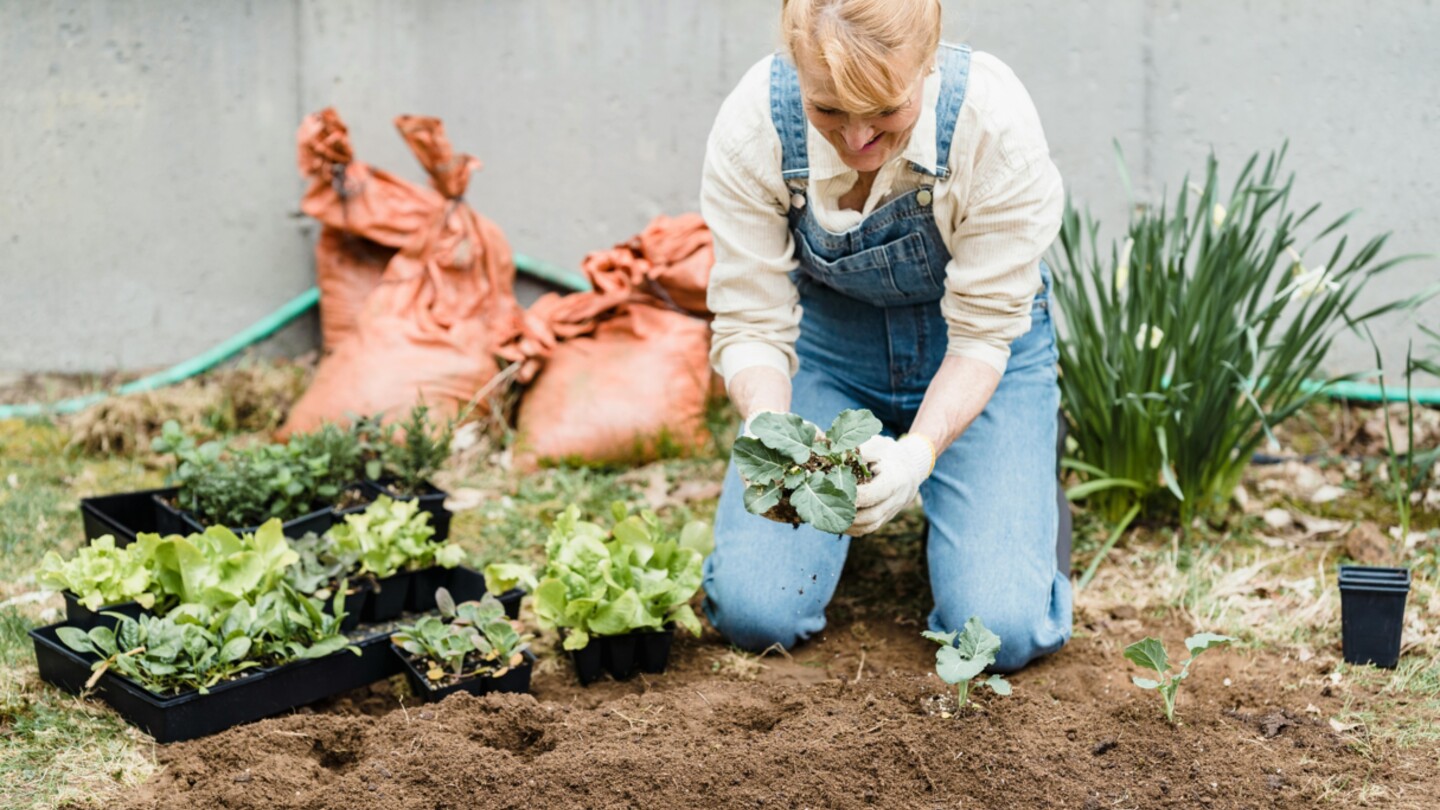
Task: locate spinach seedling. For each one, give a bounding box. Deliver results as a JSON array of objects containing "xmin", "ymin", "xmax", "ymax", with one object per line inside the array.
[
  {"xmin": 1124, "ymin": 633, "xmax": 1235, "ymax": 724},
  {"xmin": 733, "ymin": 409, "xmax": 880, "ymax": 534},
  {"xmin": 922, "ymin": 616, "xmax": 1011, "ymax": 709}
]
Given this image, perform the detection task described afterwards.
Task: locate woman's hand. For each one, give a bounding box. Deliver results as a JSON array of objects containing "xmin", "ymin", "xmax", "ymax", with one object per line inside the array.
[{"xmin": 845, "ymin": 434, "xmax": 935, "ymax": 536}]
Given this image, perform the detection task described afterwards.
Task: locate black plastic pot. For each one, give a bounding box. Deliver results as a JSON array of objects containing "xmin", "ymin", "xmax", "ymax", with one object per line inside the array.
[
  {"xmin": 316, "ymin": 580, "xmax": 371, "ymax": 633},
  {"xmin": 80, "ymin": 487, "xmax": 176, "ymax": 546},
  {"xmin": 62, "ymin": 592, "xmax": 147, "ymax": 630},
  {"xmin": 362, "ymin": 571, "xmax": 414, "ymax": 622},
  {"xmin": 393, "ymin": 647, "xmax": 535, "ymax": 703},
  {"xmin": 30, "ymin": 622, "xmax": 398, "ymax": 744},
  {"xmin": 1339, "ymin": 565, "xmax": 1410, "ymax": 669},
  {"xmin": 568, "ymin": 625, "xmax": 677, "ymax": 685},
  {"xmin": 150, "ymin": 494, "xmax": 334, "ymax": 539},
  {"xmin": 331, "ymin": 482, "xmax": 375, "ymax": 520},
  {"xmin": 445, "ymin": 566, "xmax": 523, "ymax": 620},
  {"xmin": 361, "ymin": 478, "xmax": 452, "ymax": 541},
  {"xmin": 406, "ymin": 566, "xmax": 452, "ymax": 613}
]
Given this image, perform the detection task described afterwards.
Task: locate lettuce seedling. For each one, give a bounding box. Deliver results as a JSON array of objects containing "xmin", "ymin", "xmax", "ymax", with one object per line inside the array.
[
  {"xmin": 142, "ymin": 521, "xmax": 299, "ymax": 612},
  {"xmin": 1124, "ymin": 633, "xmax": 1235, "ymax": 724},
  {"xmin": 532, "ymin": 504, "xmax": 709, "ymax": 651},
  {"xmin": 922, "ymin": 616, "xmax": 1011, "ymax": 709},
  {"xmin": 57, "ymin": 611, "xmax": 258, "ymax": 695},
  {"xmin": 733, "ymin": 409, "xmax": 880, "ymax": 534},
  {"xmin": 329, "ymin": 496, "xmax": 464, "ymax": 579},
  {"xmin": 37, "ymin": 535, "xmax": 155, "ymax": 611},
  {"xmin": 284, "ymin": 531, "xmax": 363, "ymax": 601}
]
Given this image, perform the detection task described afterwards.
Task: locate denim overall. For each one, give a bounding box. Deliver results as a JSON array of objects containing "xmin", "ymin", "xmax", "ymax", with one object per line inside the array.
[{"xmin": 703, "ymin": 44, "xmax": 1072, "ymax": 671}]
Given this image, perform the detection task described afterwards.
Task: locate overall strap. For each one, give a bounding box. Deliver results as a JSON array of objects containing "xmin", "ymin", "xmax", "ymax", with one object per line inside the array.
[
  {"xmin": 912, "ymin": 43, "xmax": 972, "ymax": 180},
  {"xmin": 769, "ymin": 54, "xmax": 810, "ymax": 183}
]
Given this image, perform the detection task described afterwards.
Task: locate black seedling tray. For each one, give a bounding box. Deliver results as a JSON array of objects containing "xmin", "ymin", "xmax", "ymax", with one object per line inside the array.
[
  {"xmin": 80, "ymin": 487, "xmax": 176, "ymax": 546},
  {"xmin": 33, "ymin": 565, "xmax": 523, "ymax": 742},
  {"xmin": 361, "ymin": 478, "xmax": 452, "ymax": 541},
  {"xmin": 321, "ymin": 581, "xmax": 371, "ymax": 633},
  {"xmin": 363, "ymin": 571, "xmax": 414, "ymax": 622},
  {"xmin": 1339, "ymin": 565, "xmax": 1410, "ymax": 669},
  {"xmin": 30, "ymin": 622, "xmax": 398, "ymax": 744},
  {"xmin": 151, "ymin": 494, "xmax": 334, "ymax": 539},
  {"xmin": 394, "ymin": 647, "xmax": 535, "ymax": 702},
  {"xmin": 406, "ymin": 566, "xmax": 451, "ymax": 613},
  {"xmin": 332, "ymin": 482, "xmax": 376, "ymax": 520},
  {"xmin": 568, "ymin": 625, "xmax": 676, "ymax": 685},
  {"xmin": 62, "ymin": 592, "xmax": 147, "ymax": 630}
]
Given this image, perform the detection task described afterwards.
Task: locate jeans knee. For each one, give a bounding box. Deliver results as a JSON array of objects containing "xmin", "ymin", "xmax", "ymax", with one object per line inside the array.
[{"xmin": 705, "ymin": 594, "xmax": 813, "ymax": 653}]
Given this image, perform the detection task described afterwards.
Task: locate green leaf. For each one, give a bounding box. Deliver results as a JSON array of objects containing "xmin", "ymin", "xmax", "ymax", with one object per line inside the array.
[
  {"xmin": 483, "ymin": 562, "xmax": 537, "ymax": 594},
  {"xmin": 790, "ymin": 471, "xmax": 854, "ymax": 534},
  {"xmin": 669, "ymin": 604, "xmax": 702, "ymax": 637},
  {"xmin": 732, "ymin": 437, "xmax": 790, "ymax": 484},
  {"xmin": 825, "ymin": 466, "xmax": 857, "ymax": 502},
  {"xmin": 743, "ymin": 481, "xmax": 783, "ymax": 515},
  {"xmin": 953, "ymin": 616, "xmax": 1002, "ymax": 669},
  {"xmin": 935, "ymin": 645, "xmax": 988, "ymax": 685},
  {"xmin": 561, "ymin": 628, "xmax": 590, "ymax": 651},
  {"xmin": 748, "ymin": 412, "xmax": 816, "ymax": 464},
  {"xmin": 985, "ymin": 674, "xmax": 1012, "ymax": 696},
  {"xmin": 1132, "ymin": 676, "xmax": 1162, "ymax": 690},
  {"xmin": 920, "ymin": 629, "xmax": 957, "ymax": 646},
  {"xmin": 678, "ymin": 521, "xmax": 714, "ymax": 557},
  {"xmin": 825, "ymin": 409, "xmax": 882, "ymax": 453},
  {"xmin": 56, "ymin": 626, "xmax": 95, "ymax": 655},
  {"xmin": 1123, "ymin": 637, "xmax": 1170, "ymax": 675},
  {"xmin": 1183, "ymin": 632, "xmax": 1235, "ymax": 657},
  {"xmin": 219, "ymin": 636, "xmax": 252, "ymax": 663},
  {"xmin": 588, "ymin": 589, "xmax": 651, "ymax": 636}
]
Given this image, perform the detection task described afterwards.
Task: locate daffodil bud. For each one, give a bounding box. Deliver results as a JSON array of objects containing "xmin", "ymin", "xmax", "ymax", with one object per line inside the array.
[{"xmin": 1116, "ymin": 237, "xmax": 1134, "ymax": 292}]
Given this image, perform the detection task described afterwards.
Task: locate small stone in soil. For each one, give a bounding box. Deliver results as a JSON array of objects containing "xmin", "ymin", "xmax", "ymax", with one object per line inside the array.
[{"xmin": 1092, "ymin": 739, "xmax": 1118, "ymax": 756}]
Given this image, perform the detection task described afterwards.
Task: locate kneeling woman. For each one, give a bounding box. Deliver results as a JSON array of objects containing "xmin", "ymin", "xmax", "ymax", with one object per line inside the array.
[{"xmin": 701, "ymin": 0, "xmax": 1070, "ymax": 671}]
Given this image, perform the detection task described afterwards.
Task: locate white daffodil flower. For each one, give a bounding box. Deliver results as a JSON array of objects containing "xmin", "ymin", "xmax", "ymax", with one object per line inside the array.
[
  {"xmin": 1212, "ymin": 203, "xmax": 1226, "ymax": 230},
  {"xmin": 1116, "ymin": 237, "xmax": 1134, "ymax": 292},
  {"xmin": 1290, "ymin": 265, "xmax": 1338, "ymax": 299},
  {"xmin": 1134, "ymin": 323, "xmax": 1165, "ymax": 350}
]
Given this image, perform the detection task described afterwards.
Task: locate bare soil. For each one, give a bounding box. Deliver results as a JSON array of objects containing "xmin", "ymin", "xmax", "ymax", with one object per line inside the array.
[{"xmin": 93, "ymin": 536, "xmax": 1437, "ymax": 810}]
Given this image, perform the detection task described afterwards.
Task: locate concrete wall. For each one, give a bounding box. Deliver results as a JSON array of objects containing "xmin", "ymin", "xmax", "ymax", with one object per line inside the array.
[{"xmin": 2, "ymin": 0, "xmax": 1436, "ymax": 377}]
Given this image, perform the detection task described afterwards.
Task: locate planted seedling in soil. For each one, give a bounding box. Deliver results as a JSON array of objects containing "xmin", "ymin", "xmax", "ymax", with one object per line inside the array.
[
  {"xmin": 733, "ymin": 409, "xmax": 880, "ymax": 534},
  {"xmin": 1124, "ymin": 633, "xmax": 1235, "ymax": 724},
  {"xmin": 922, "ymin": 616, "xmax": 1011, "ymax": 710}
]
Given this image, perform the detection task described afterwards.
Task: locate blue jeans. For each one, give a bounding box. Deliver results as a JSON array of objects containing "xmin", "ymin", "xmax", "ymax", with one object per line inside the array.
[{"xmin": 703, "ymin": 277, "xmax": 1072, "ymax": 672}]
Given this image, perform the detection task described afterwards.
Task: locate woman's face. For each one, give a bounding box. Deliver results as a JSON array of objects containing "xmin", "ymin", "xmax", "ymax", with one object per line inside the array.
[{"xmin": 795, "ymin": 52, "xmax": 927, "ymax": 174}]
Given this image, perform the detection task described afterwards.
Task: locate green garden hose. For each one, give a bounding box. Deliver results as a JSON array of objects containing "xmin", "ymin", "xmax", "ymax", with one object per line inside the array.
[
  {"xmin": 0, "ymin": 253, "xmax": 590, "ymax": 420},
  {"xmin": 0, "ymin": 253, "xmax": 1435, "ymax": 420}
]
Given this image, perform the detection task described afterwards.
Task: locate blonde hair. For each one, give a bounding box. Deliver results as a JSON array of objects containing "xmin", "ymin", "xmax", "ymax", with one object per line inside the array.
[{"xmin": 782, "ymin": 0, "xmax": 942, "ymax": 116}]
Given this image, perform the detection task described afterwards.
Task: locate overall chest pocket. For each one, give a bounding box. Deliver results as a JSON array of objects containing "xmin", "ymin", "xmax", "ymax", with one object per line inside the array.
[{"xmin": 793, "ymin": 230, "xmax": 945, "ymax": 307}]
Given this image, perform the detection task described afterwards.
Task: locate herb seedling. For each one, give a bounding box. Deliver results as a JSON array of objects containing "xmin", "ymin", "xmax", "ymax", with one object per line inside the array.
[
  {"xmin": 381, "ymin": 402, "xmax": 459, "ymax": 497},
  {"xmin": 1124, "ymin": 633, "xmax": 1235, "ymax": 724},
  {"xmin": 922, "ymin": 616, "xmax": 1011, "ymax": 710},
  {"xmin": 733, "ymin": 409, "xmax": 880, "ymax": 534}
]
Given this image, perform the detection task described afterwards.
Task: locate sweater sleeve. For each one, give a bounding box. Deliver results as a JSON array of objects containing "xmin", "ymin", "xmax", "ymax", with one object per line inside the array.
[
  {"xmin": 938, "ymin": 56, "xmax": 1064, "ymax": 375},
  {"xmin": 701, "ymin": 57, "xmax": 803, "ymax": 384}
]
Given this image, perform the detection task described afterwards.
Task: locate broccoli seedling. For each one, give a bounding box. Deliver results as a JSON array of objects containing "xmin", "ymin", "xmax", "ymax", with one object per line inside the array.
[
  {"xmin": 733, "ymin": 409, "xmax": 880, "ymax": 534},
  {"xmin": 922, "ymin": 616, "xmax": 1011, "ymax": 710},
  {"xmin": 1123, "ymin": 633, "xmax": 1235, "ymax": 724}
]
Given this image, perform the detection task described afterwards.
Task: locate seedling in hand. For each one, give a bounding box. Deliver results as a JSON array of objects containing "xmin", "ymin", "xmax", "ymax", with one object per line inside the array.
[
  {"xmin": 733, "ymin": 409, "xmax": 880, "ymax": 534},
  {"xmin": 922, "ymin": 616, "xmax": 1011, "ymax": 710},
  {"xmin": 1124, "ymin": 633, "xmax": 1234, "ymax": 724}
]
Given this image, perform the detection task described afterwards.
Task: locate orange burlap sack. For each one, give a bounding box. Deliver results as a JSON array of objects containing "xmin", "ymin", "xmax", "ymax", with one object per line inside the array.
[
  {"xmin": 499, "ymin": 214, "xmax": 717, "ymax": 469},
  {"xmin": 279, "ymin": 111, "xmax": 520, "ymax": 438},
  {"xmin": 295, "ymin": 109, "xmax": 443, "ymax": 352}
]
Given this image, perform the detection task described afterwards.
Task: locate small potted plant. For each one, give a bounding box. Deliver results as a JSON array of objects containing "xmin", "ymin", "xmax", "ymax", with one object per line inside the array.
[
  {"xmin": 283, "ymin": 532, "xmax": 369, "ymax": 632},
  {"xmin": 529, "ymin": 504, "xmax": 709, "ymax": 685},
  {"xmin": 1339, "ymin": 565, "xmax": 1411, "ymax": 668},
  {"xmin": 150, "ymin": 421, "xmax": 336, "ymax": 538},
  {"xmin": 330, "ymin": 496, "xmax": 465, "ymax": 621},
  {"xmin": 37, "ymin": 535, "xmax": 155, "ymax": 628},
  {"xmin": 389, "ymin": 589, "xmax": 534, "ymax": 702},
  {"xmin": 360, "ymin": 403, "xmax": 458, "ymax": 540}
]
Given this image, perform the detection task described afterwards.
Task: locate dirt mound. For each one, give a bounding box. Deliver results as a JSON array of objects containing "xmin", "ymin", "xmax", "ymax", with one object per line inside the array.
[{"xmin": 98, "ymin": 619, "xmax": 1426, "ymax": 810}]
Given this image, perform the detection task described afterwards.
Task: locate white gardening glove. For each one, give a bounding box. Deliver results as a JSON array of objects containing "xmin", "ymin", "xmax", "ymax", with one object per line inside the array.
[{"xmin": 845, "ymin": 434, "xmax": 936, "ymax": 537}]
